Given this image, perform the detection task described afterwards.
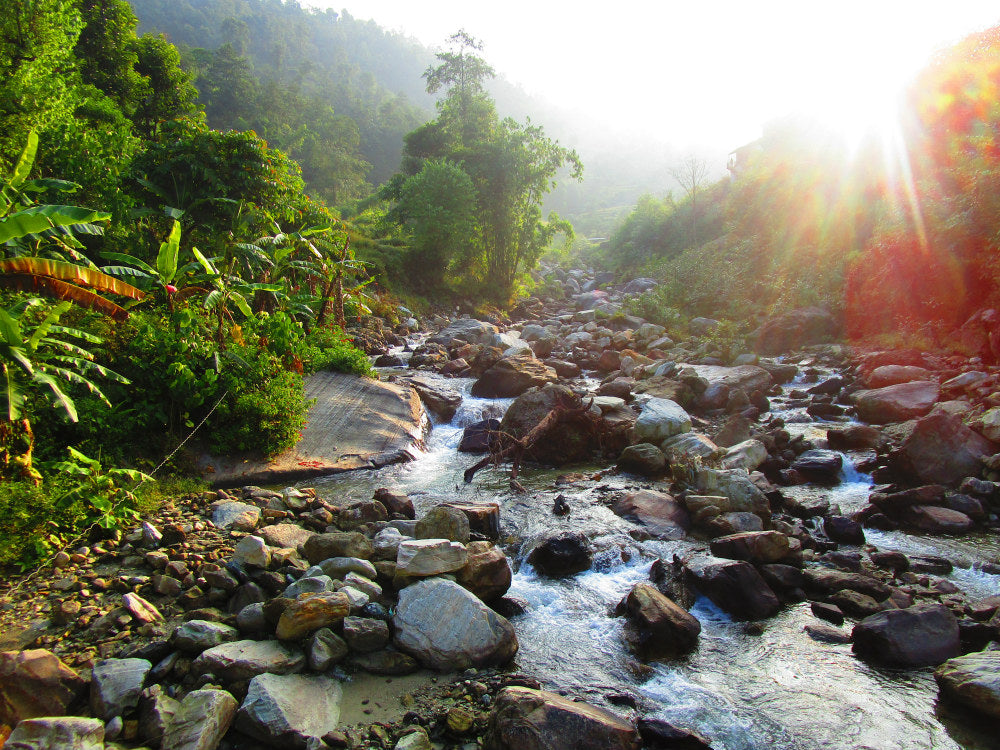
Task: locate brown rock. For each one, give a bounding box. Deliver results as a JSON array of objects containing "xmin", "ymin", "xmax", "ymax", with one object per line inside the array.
[
  {"xmin": 709, "ymin": 531, "xmax": 789, "ymax": 564},
  {"xmin": 276, "ymin": 592, "xmax": 351, "ymax": 641},
  {"xmin": 852, "ymin": 381, "xmax": 940, "ymax": 424},
  {"xmin": 610, "ymin": 490, "xmax": 690, "ymax": 540},
  {"xmin": 0, "ymin": 650, "xmax": 86, "ymax": 726},
  {"xmin": 484, "ymin": 686, "xmax": 639, "ymax": 750},
  {"xmin": 616, "ymin": 583, "xmax": 701, "ymax": 659},
  {"xmin": 852, "ymin": 604, "xmax": 960, "ymax": 667},
  {"xmin": 457, "ymin": 542, "xmax": 513, "ymax": 602},
  {"xmin": 891, "ymin": 412, "xmax": 996, "ymax": 486}
]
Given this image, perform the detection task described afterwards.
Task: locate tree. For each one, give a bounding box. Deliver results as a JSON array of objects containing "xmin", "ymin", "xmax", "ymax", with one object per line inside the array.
[
  {"xmin": 394, "ymin": 159, "xmax": 476, "ymax": 290},
  {"xmin": 0, "ymin": 0, "xmax": 82, "ymax": 168},
  {"xmin": 668, "ymin": 153, "xmax": 710, "ymax": 248},
  {"xmin": 74, "ymin": 0, "xmax": 148, "ymax": 115},
  {"xmin": 423, "ymin": 30, "xmax": 496, "ymax": 146},
  {"xmin": 132, "ymin": 33, "xmax": 200, "ymax": 135}
]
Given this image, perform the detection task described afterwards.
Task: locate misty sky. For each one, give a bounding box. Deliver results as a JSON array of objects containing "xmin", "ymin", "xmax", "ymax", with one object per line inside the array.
[{"xmin": 307, "ymin": 0, "xmax": 1000, "ymax": 151}]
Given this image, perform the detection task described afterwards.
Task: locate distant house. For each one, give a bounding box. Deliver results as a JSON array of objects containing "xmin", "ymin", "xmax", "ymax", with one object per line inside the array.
[{"xmin": 727, "ymin": 139, "xmax": 763, "ymax": 179}]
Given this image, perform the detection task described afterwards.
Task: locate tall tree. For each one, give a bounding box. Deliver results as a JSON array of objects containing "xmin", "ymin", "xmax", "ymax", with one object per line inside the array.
[
  {"xmin": 668, "ymin": 153, "xmax": 710, "ymax": 248},
  {"xmin": 423, "ymin": 30, "xmax": 496, "ymax": 146}
]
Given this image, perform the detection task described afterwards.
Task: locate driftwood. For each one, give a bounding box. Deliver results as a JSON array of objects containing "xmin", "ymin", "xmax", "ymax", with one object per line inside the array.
[{"xmin": 463, "ymin": 393, "xmax": 628, "ymax": 485}]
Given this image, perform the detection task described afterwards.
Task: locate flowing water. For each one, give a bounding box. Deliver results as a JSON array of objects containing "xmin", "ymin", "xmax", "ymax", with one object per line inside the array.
[{"xmin": 305, "ymin": 365, "xmax": 999, "ymax": 750}]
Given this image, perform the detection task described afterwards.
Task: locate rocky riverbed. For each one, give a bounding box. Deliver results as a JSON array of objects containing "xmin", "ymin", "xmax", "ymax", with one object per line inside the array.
[{"xmin": 1, "ymin": 269, "xmax": 1000, "ymax": 750}]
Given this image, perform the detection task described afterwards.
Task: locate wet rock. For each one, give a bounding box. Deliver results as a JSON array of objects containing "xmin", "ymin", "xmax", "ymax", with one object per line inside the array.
[
  {"xmin": 5, "ymin": 717, "xmax": 104, "ymax": 750},
  {"xmin": 693, "ymin": 468, "xmax": 771, "ymax": 522},
  {"xmin": 803, "ymin": 569, "xmax": 891, "ymax": 600},
  {"xmin": 472, "ymin": 355, "xmax": 558, "ymax": 398},
  {"xmin": 457, "ymin": 541, "xmax": 513, "ymax": 601},
  {"xmin": 429, "ymin": 319, "xmax": 499, "ymax": 347},
  {"xmin": 852, "ymin": 381, "xmax": 940, "ymax": 424},
  {"xmin": 714, "ymin": 414, "xmax": 753, "ymax": 448},
  {"xmin": 636, "ymin": 717, "xmax": 713, "ymax": 749},
  {"xmin": 790, "ymin": 450, "xmax": 843, "ymax": 482},
  {"xmin": 527, "ymin": 532, "xmax": 592, "ymax": 576},
  {"xmin": 415, "ymin": 505, "xmax": 471, "ymax": 543},
  {"xmin": 161, "ymin": 688, "xmax": 237, "ymax": 750},
  {"xmin": 661, "ymin": 432, "xmax": 719, "ymax": 462},
  {"xmin": 810, "ymin": 602, "xmax": 845, "ymax": 625},
  {"xmin": 0, "ymin": 649, "xmax": 87, "ymax": 726},
  {"xmin": 705, "ymin": 512, "xmax": 764, "ymax": 535},
  {"xmin": 236, "ymin": 672, "xmax": 342, "ymax": 747},
  {"xmin": 373, "ymin": 488, "xmax": 416, "ymax": 519},
  {"xmin": 685, "ymin": 558, "xmax": 781, "ymax": 620},
  {"xmin": 211, "ymin": 501, "xmax": 260, "ymax": 531},
  {"xmin": 611, "ymin": 490, "xmax": 690, "ymax": 540},
  {"xmin": 805, "ymin": 623, "xmax": 852, "ymax": 644},
  {"xmin": 303, "ymin": 532, "xmax": 373, "ymax": 564},
  {"xmin": 891, "ymin": 412, "xmax": 996, "ymax": 486},
  {"xmin": 866, "ymin": 365, "xmax": 934, "ymax": 389},
  {"xmin": 90, "ymin": 657, "xmax": 151, "ymax": 721},
  {"xmin": 826, "ymin": 424, "xmax": 884, "ymax": 451},
  {"xmin": 276, "ymin": 592, "xmax": 351, "ymax": 640},
  {"xmin": 823, "ymin": 516, "xmax": 865, "ymax": 545},
  {"xmin": 935, "ymin": 650, "xmax": 1000, "ymax": 718},
  {"xmin": 709, "ymin": 531, "xmax": 790, "ymax": 564},
  {"xmin": 616, "ymin": 583, "xmax": 701, "ymax": 659},
  {"xmin": 899, "ymin": 505, "xmax": 974, "ymax": 534},
  {"xmin": 443, "ymin": 501, "xmax": 501, "ymax": 540},
  {"xmin": 633, "ymin": 398, "xmax": 692, "ymax": 443},
  {"xmin": 396, "ymin": 539, "xmax": 469, "ymax": 576},
  {"xmin": 483, "ymin": 686, "xmax": 639, "ymax": 750},
  {"xmin": 458, "ymin": 418, "xmax": 501, "ymax": 454},
  {"xmin": 829, "ymin": 589, "xmax": 883, "ymax": 618},
  {"xmin": 191, "ymin": 640, "xmax": 305, "ymax": 682},
  {"xmin": 617, "ymin": 443, "xmax": 668, "ymax": 476},
  {"xmin": 852, "ymin": 604, "xmax": 960, "ymax": 667},
  {"xmin": 393, "ymin": 578, "xmax": 518, "ymax": 671},
  {"xmin": 283, "ymin": 574, "xmax": 335, "ymax": 599},
  {"xmin": 410, "ymin": 378, "xmax": 462, "ymax": 422},
  {"xmin": 318, "ymin": 556, "xmax": 379, "ymax": 580},
  {"xmin": 172, "ymin": 620, "xmax": 240, "ymax": 653},
  {"xmin": 499, "ymin": 384, "xmax": 597, "ymax": 465}
]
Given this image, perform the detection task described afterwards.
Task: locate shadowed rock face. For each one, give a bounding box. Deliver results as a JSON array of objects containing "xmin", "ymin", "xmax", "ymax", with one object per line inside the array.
[
  {"xmin": 935, "ymin": 650, "xmax": 1000, "ymax": 719},
  {"xmin": 852, "ymin": 604, "xmax": 960, "ymax": 668}
]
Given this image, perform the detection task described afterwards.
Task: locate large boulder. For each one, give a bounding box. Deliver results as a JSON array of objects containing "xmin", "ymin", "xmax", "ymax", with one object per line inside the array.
[
  {"xmin": 302, "ymin": 532, "xmax": 372, "ymax": 564},
  {"xmin": 409, "ymin": 378, "xmax": 462, "ymax": 422},
  {"xmin": 686, "ymin": 364, "xmax": 773, "ymax": 395},
  {"xmin": 5, "ymin": 717, "xmax": 104, "ymax": 750},
  {"xmin": 235, "ymin": 673, "xmax": 342, "ymax": 748},
  {"xmin": 483, "ymin": 686, "xmax": 639, "ymax": 750},
  {"xmin": 684, "ymin": 557, "xmax": 782, "ymax": 620},
  {"xmin": 890, "ymin": 412, "xmax": 995, "ymax": 486},
  {"xmin": 428, "ymin": 319, "xmax": 499, "ymax": 347},
  {"xmin": 610, "ymin": 490, "xmax": 690, "ymax": 540},
  {"xmin": 898, "ymin": 505, "xmax": 974, "ymax": 534},
  {"xmin": 527, "ymin": 532, "xmax": 592, "ymax": 576},
  {"xmin": 754, "ymin": 307, "xmax": 839, "ymax": 354},
  {"xmin": 935, "ymin": 650, "xmax": 1000, "ymax": 719},
  {"xmin": 852, "ymin": 381, "xmax": 940, "ymax": 424},
  {"xmin": 690, "ymin": 467, "xmax": 771, "ymax": 524},
  {"xmin": 791, "ymin": 449, "xmax": 843, "ymax": 482},
  {"xmin": 633, "ymin": 398, "xmax": 692, "ymax": 443},
  {"xmin": 472, "ymin": 355, "xmax": 558, "ymax": 398},
  {"xmin": 498, "ymin": 384, "xmax": 595, "ymax": 465},
  {"xmin": 276, "ymin": 592, "xmax": 351, "ymax": 641},
  {"xmin": 0, "ymin": 650, "xmax": 86, "ymax": 726},
  {"xmin": 617, "ymin": 443, "xmax": 667, "ymax": 476},
  {"xmin": 393, "ymin": 578, "xmax": 518, "ymax": 671},
  {"xmin": 615, "ymin": 583, "xmax": 701, "ymax": 659},
  {"xmin": 852, "ymin": 604, "xmax": 960, "ymax": 667}
]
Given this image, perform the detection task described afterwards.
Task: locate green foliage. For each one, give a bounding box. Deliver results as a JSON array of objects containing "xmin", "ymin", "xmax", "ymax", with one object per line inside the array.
[
  {"xmin": 395, "ymin": 159, "xmax": 476, "ymax": 290},
  {"xmin": 0, "ymin": 0, "xmax": 83, "ymax": 168}
]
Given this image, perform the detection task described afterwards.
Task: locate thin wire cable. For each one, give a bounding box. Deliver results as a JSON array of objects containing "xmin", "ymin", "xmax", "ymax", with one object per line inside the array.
[{"xmin": 0, "ymin": 389, "xmax": 230, "ymax": 604}]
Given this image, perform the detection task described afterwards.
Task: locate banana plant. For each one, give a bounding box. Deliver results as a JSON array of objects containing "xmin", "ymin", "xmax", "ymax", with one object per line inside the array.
[
  {"xmin": 190, "ymin": 247, "xmax": 282, "ymax": 347},
  {"xmin": 0, "ymin": 132, "xmax": 112, "ymax": 259},
  {"xmin": 0, "ymin": 299, "xmax": 128, "ymax": 482}
]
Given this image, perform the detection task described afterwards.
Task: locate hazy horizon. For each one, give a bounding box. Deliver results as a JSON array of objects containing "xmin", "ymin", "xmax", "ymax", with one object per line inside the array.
[{"xmin": 306, "ymin": 0, "xmax": 1000, "ymax": 153}]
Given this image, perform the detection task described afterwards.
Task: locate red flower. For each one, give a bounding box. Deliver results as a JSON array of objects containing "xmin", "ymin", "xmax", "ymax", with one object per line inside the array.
[{"xmin": 165, "ymin": 284, "xmax": 178, "ymax": 294}]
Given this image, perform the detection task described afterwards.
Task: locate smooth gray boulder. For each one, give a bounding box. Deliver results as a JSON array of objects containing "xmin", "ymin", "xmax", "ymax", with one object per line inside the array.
[
  {"xmin": 235, "ymin": 673, "xmax": 342, "ymax": 747},
  {"xmin": 210, "ymin": 501, "xmax": 260, "ymax": 531},
  {"xmin": 393, "ymin": 578, "xmax": 518, "ymax": 671},
  {"xmin": 852, "ymin": 604, "xmax": 960, "ymax": 667},
  {"xmin": 935, "ymin": 650, "xmax": 1000, "ymax": 718}
]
